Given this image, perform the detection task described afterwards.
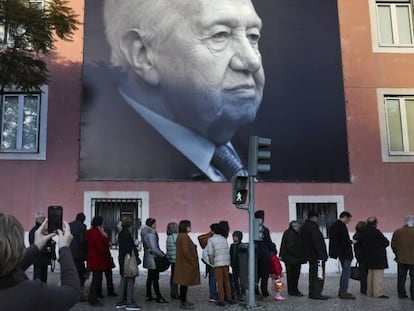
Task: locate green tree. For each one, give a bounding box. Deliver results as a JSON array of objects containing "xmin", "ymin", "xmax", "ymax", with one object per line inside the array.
[{"xmin": 0, "ymin": 0, "xmax": 79, "ymax": 92}]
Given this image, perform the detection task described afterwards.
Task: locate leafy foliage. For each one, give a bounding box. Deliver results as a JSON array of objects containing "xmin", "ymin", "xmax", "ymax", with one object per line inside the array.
[{"xmin": 0, "ymin": 0, "xmax": 80, "ymax": 92}]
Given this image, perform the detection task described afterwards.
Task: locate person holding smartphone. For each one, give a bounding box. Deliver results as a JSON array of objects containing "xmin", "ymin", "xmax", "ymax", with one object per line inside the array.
[{"xmin": 0, "ymin": 213, "xmax": 80, "ymax": 311}]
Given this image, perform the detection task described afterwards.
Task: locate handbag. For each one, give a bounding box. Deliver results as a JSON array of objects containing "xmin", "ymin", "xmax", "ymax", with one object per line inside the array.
[
  {"xmin": 155, "ymin": 255, "xmax": 170, "ymax": 272},
  {"xmin": 350, "ymin": 263, "xmax": 360, "ymax": 281},
  {"xmin": 124, "ymin": 251, "xmax": 139, "ymax": 278}
]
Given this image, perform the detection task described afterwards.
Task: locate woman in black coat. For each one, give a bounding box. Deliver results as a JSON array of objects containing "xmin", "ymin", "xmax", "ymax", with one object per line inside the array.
[
  {"xmin": 279, "ymin": 221, "xmax": 305, "ymax": 296},
  {"xmin": 352, "ymin": 221, "xmax": 368, "ymax": 294},
  {"xmin": 117, "ymin": 216, "xmax": 140, "ymax": 309},
  {"xmin": 356, "ymin": 217, "xmax": 389, "ymax": 298}
]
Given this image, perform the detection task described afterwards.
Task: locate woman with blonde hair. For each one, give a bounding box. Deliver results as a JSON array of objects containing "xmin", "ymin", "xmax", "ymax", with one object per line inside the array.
[{"xmin": 166, "ymin": 222, "xmax": 179, "ymax": 299}]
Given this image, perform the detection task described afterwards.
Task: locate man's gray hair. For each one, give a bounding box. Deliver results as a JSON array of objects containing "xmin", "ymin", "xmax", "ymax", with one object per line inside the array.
[
  {"xmin": 404, "ymin": 215, "xmax": 414, "ymax": 227},
  {"xmin": 103, "ymin": 0, "xmax": 183, "ymax": 67},
  {"xmin": 35, "ymin": 211, "xmax": 45, "ymax": 219}
]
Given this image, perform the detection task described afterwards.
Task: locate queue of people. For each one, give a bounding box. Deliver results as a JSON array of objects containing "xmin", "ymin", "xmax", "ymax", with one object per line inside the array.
[{"xmin": 1, "ymin": 210, "xmax": 412, "ymax": 311}]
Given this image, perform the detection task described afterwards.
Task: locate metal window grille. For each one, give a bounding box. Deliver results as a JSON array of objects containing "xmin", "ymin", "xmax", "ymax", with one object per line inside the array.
[
  {"xmin": 92, "ymin": 198, "xmax": 142, "ymax": 248},
  {"xmin": 296, "ymin": 202, "xmax": 338, "ymax": 238}
]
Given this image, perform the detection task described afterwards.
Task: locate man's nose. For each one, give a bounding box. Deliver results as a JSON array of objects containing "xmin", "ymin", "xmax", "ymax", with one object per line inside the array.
[{"xmin": 230, "ymin": 37, "xmax": 262, "ymax": 73}]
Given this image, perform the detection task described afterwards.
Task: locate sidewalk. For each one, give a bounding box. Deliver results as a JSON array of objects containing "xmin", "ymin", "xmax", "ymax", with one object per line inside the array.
[{"xmin": 45, "ymin": 271, "xmax": 413, "ymax": 311}]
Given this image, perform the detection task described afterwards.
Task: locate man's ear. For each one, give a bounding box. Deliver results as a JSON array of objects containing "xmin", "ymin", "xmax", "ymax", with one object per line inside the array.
[{"xmin": 120, "ymin": 29, "xmax": 159, "ymax": 86}]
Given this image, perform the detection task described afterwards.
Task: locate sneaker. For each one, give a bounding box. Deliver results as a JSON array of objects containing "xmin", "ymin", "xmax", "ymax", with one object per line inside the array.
[
  {"xmin": 216, "ymin": 301, "xmax": 226, "ymax": 307},
  {"xmin": 126, "ymin": 303, "xmax": 141, "ymax": 311},
  {"xmin": 116, "ymin": 301, "xmax": 127, "ymax": 309},
  {"xmin": 209, "ymin": 298, "xmax": 217, "ymax": 302}
]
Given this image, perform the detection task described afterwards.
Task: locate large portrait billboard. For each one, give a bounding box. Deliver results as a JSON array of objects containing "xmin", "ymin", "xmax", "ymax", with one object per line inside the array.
[{"xmin": 80, "ymin": 0, "xmax": 349, "ymax": 182}]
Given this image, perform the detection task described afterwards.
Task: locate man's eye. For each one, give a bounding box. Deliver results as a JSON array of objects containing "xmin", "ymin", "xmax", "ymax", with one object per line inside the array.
[
  {"xmin": 211, "ymin": 31, "xmax": 230, "ymax": 42},
  {"xmin": 247, "ymin": 33, "xmax": 260, "ymax": 44}
]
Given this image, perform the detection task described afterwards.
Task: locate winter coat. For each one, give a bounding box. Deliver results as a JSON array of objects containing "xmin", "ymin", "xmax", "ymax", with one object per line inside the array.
[
  {"xmin": 207, "ymin": 234, "xmax": 230, "ymax": 267},
  {"xmin": 328, "ymin": 220, "xmax": 353, "ymax": 260},
  {"xmin": 255, "ymin": 225, "xmax": 277, "ymax": 260},
  {"xmin": 118, "ymin": 227, "xmax": 139, "ymax": 276},
  {"xmin": 279, "ymin": 227, "xmax": 306, "ymax": 265},
  {"xmin": 391, "ymin": 226, "xmax": 414, "ymax": 265},
  {"xmin": 0, "ymin": 245, "xmax": 80, "ymax": 311},
  {"xmin": 141, "ymin": 225, "xmax": 165, "ymax": 270},
  {"xmin": 300, "ymin": 219, "xmax": 328, "ymax": 262},
  {"xmin": 359, "ymin": 225, "xmax": 389, "ymax": 269},
  {"xmin": 230, "ymin": 231, "xmax": 243, "ymax": 269},
  {"xmin": 85, "ymin": 227, "xmax": 112, "ymax": 271},
  {"xmin": 69, "ymin": 220, "xmax": 87, "ymax": 261},
  {"xmin": 29, "ymin": 223, "xmax": 52, "ymax": 266},
  {"xmin": 353, "ymin": 231, "xmax": 366, "ymax": 264},
  {"xmin": 166, "ymin": 233, "xmax": 178, "ymax": 263},
  {"xmin": 174, "ymin": 233, "xmax": 200, "ymax": 286}
]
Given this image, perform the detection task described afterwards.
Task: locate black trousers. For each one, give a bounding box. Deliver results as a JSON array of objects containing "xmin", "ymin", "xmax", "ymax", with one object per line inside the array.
[
  {"xmin": 308, "ymin": 261, "xmax": 325, "ymax": 298},
  {"xmin": 285, "ymin": 263, "xmax": 301, "ymax": 295},
  {"xmin": 146, "ymin": 269, "xmax": 162, "ymax": 299},
  {"xmin": 74, "ymin": 259, "xmax": 86, "ymax": 287},
  {"xmin": 33, "ymin": 263, "xmax": 48, "ymax": 283},
  {"xmin": 97, "ymin": 269, "xmax": 115, "ymax": 295},
  {"xmin": 170, "ymin": 263, "xmax": 179, "ymax": 298},
  {"xmin": 359, "ymin": 261, "xmax": 368, "ymax": 294},
  {"xmin": 88, "ymin": 270, "xmax": 103, "ymax": 305},
  {"xmin": 397, "ymin": 263, "xmax": 414, "ymax": 299},
  {"xmin": 256, "ymin": 257, "xmax": 270, "ymax": 296}
]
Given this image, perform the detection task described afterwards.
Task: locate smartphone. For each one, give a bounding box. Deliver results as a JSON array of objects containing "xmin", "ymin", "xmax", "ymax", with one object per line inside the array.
[{"xmin": 48, "ymin": 205, "xmax": 63, "ymax": 233}]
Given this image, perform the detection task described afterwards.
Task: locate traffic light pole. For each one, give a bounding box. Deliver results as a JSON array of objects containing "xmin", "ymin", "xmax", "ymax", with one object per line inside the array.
[{"xmin": 248, "ymin": 175, "xmax": 256, "ymax": 308}]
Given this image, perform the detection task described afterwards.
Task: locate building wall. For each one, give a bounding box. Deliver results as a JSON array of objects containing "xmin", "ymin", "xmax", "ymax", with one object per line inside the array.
[{"xmin": 1, "ymin": 0, "xmax": 413, "ymax": 274}]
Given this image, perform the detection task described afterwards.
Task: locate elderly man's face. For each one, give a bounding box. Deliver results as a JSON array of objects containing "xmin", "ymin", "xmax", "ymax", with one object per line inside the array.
[{"xmin": 154, "ymin": 0, "xmax": 265, "ymax": 145}]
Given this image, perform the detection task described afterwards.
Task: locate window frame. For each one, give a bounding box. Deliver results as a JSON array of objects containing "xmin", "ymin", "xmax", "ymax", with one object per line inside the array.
[
  {"xmin": 369, "ymin": 0, "xmax": 414, "ymax": 53},
  {"xmin": 288, "ymin": 195, "xmax": 344, "ymax": 239},
  {"xmin": 377, "ymin": 88, "xmax": 414, "ymax": 162},
  {"xmin": 0, "ymin": 85, "xmax": 48, "ymax": 160}
]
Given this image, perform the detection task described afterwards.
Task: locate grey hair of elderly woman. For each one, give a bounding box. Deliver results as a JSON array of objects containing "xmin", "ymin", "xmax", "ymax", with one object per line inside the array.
[
  {"xmin": 405, "ymin": 215, "xmax": 414, "ymax": 227},
  {"xmin": 0, "ymin": 213, "xmax": 26, "ymax": 277}
]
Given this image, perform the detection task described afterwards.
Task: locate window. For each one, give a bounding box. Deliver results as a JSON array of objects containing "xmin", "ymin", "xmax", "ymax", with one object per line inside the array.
[
  {"xmin": 369, "ymin": 0, "xmax": 414, "ymax": 53},
  {"xmin": 377, "ymin": 88, "xmax": 414, "ymax": 161},
  {"xmin": 94, "ymin": 198, "xmax": 143, "ymax": 249},
  {"xmin": 0, "ymin": 86, "xmax": 48, "ymax": 160},
  {"xmin": 288, "ymin": 195, "xmax": 344, "ymax": 238}
]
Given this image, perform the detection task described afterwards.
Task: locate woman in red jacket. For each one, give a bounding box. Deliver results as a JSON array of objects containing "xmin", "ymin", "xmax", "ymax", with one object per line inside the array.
[{"xmin": 86, "ymin": 216, "xmax": 113, "ymax": 306}]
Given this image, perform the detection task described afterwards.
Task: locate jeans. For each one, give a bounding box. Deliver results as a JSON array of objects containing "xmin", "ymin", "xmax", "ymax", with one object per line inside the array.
[
  {"xmin": 397, "ymin": 263, "xmax": 414, "ymax": 299},
  {"xmin": 232, "ymin": 266, "xmax": 246, "ymax": 297},
  {"xmin": 207, "ymin": 265, "xmax": 218, "ymax": 300},
  {"xmin": 339, "ymin": 258, "xmax": 351, "ymax": 295},
  {"xmin": 118, "ymin": 275, "xmax": 136, "ymax": 305}
]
